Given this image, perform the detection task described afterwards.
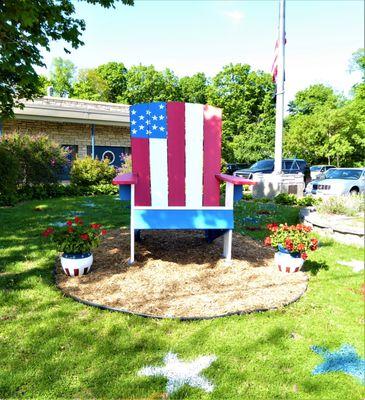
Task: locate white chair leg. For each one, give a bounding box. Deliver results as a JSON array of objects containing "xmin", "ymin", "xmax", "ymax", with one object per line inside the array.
[
  {"xmin": 129, "ymin": 227, "xmax": 135, "ymax": 265},
  {"xmin": 223, "ymin": 230, "xmax": 232, "ymax": 263}
]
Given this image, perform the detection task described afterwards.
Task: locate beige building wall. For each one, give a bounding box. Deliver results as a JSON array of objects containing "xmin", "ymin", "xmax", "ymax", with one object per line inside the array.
[{"xmin": 3, "ymin": 120, "xmax": 130, "ymax": 157}]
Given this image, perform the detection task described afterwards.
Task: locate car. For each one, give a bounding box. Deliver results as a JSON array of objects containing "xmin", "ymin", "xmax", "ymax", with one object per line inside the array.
[
  {"xmin": 305, "ymin": 168, "xmax": 365, "ymax": 196},
  {"xmin": 226, "ymin": 163, "xmax": 249, "ymax": 175},
  {"xmin": 233, "ymin": 158, "xmax": 310, "ymax": 182},
  {"xmin": 310, "ymin": 165, "xmax": 335, "ymax": 180}
]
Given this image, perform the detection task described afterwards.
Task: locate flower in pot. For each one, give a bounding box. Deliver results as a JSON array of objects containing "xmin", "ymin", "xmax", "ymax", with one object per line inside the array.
[
  {"xmin": 42, "ymin": 217, "xmax": 107, "ymax": 276},
  {"xmin": 264, "ymin": 223, "xmax": 318, "ymax": 273}
]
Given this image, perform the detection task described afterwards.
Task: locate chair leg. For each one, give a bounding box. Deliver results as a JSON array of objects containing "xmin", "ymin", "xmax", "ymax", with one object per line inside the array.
[
  {"xmin": 129, "ymin": 225, "xmax": 135, "ymax": 265},
  {"xmin": 223, "ymin": 230, "xmax": 232, "ymax": 263}
]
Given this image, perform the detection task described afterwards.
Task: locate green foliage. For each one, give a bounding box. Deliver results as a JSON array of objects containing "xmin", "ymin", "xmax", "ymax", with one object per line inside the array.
[
  {"xmin": 0, "ymin": 146, "xmax": 20, "ymax": 205},
  {"xmin": 349, "ymin": 48, "xmax": 365, "ymax": 82},
  {"xmin": 180, "ymin": 72, "xmax": 208, "ymax": 103},
  {"xmin": 43, "ymin": 217, "xmax": 106, "ymax": 253},
  {"xmin": 70, "ymin": 156, "xmax": 116, "ymax": 187},
  {"xmin": 118, "ymin": 154, "xmax": 132, "ymax": 174},
  {"xmin": 0, "ymin": 133, "xmax": 68, "ymax": 185},
  {"xmin": 273, "ymin": 194, "xmax": 317, "ymax": 207},
  {"xmin": 285, "ymin": 82, "xmax": 365, "ymax": 167},
  {"xmin": 207, "ymin": 63, "xmax": 276, "ymax": 163},
  {"xmin": 50, "ymin": 57, "xmax": 76, "ymax": 97},
  {"xmin": 0, "ymin": 0, "xmax": 133, "ymax": 117},
  {"xmin": 317, "ymin": 195, "xmax": 364, "ymax": 217}
]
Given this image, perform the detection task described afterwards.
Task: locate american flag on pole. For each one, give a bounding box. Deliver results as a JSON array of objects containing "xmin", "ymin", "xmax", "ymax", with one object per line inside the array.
[
  {"xmin": 271, "ymin": 36, "xmax": 286, "ymax": 83},
  {"xmin": 130, "ymin": 101, "xmax": 222, "ymax": 209}
]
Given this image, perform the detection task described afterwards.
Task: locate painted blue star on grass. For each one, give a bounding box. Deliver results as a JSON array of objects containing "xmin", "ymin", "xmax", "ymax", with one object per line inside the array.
[{"xmin": 311, "ymin": 344, "xmax": 365, "ymax": 384}]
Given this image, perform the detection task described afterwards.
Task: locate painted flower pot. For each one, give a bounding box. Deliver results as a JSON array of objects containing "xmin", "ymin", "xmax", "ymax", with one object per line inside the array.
[
  {"xmin": 274, "ymin": 245, "xmax": 305, "ymax": 273},
  {"xmin": 60, "ymin": 252, "xmax": 93, "ymax": 277}
]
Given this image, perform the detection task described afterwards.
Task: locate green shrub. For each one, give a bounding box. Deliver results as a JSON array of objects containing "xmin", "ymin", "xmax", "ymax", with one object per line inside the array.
[
  {"xmin": 118, "ymin": 153, "xmax": 132, "ymax": 174},
  {"xmin": 0, "ymin": 146, "xmax": 20, "ymax": 205},
  {"xmin": 0, "ymin": 133, "xmax": 68, "ymax": 186},
  {"xmin": 317, "ymin": 195, "xmax": 364, "ymax": 216},
  {"xmin": 296, "ymin": 195, "xmax": 318, "ymax": 207},
  {"xmin": 274, "ymin": 193, "xmax": 298, "ymax": 205},
  {"xmin": 70, "ymin": 156, "xmax": 116, "ymax": 187}
]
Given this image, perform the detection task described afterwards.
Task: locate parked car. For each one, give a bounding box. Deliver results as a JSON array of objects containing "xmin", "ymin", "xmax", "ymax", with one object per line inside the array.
[
  {"xmin": 226, "ymin": 163, "xmax": 249, "ymax": 175},
  {"xmin": 305, "ymin": 168, "xmax": 365, "ymax": 196},
  {"xmin": 233, "ymin": 158, "xmax": 310, "ymax": 183},
  {"xmin": 310, "ymin": 165, "xmax": 335, "ymax": 180}
]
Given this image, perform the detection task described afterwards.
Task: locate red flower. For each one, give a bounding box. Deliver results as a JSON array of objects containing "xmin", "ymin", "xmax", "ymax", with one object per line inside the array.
[
  {"xmin": 66, "ymin": 220, "xmax": 73, "ymax": 226},
  {"xmin": 310, "ymin": 238, "xmax": 318, "ymax": 245},
  {"xmin": 264, "ymin": 237, "xmax": 272, "ymax": 246},
  {"xmin": 303, "ymin": 226, "xmax": 312, "ymax": 232},
  {"xmin": 67, "ymin": 227, "xmax": 74, "ymax": 233},
  {"xmin": 297, "ymin": 243, "xmax": 305, "ymax": 252},
  {"xmin": 80, "ymin": 233, "xmax": 89, "ymax": 241},
  {"xmin": 101, "ymin": 229, "xmax": 107, "ymax": 235},
  {"xmin": 267, "ymin": 223, "xmax": 278, "ymax": 232},
  {"xmin": 301, "ymin": 253, "xmax": 308, "ymax": 260},
  {"xmin": 310, "ymin": 244, "xmax": 318, "ymax": 251},
  {"xmin": 42, "ymin": 227, "xmax": 54, "ymax": 237},
  {"xmin": 91, "ymin": 223, "xmax": 101, "ymax": 229},
  {"xmin": 74, "ymin": 217, "xmax": 83, "ymax": 225}
]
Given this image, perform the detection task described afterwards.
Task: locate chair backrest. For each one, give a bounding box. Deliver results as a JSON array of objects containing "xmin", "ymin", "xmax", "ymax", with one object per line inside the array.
[{"xmin": 130, "ymin": 102, "xmax": 222, "ymax": 208}]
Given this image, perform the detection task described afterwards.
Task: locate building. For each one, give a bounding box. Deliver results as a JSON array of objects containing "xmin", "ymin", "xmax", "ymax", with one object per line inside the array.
[{"xmin": 2, "ymin": 97, "xmax": 131, "ymax": 168}]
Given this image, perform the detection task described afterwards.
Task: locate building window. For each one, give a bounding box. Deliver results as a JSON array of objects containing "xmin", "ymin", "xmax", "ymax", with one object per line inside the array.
[
  {"xmin": 60, "ymin": 144, "xmax": 78, "ymax": 180},
  {"xmin": 87, "ymin": 145, "xmax": 131, "ymax": 167}
]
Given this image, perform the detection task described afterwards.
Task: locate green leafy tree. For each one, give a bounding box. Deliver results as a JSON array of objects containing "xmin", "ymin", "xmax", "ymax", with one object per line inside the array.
[
  {"xmin": 207, "ymin": 63, "xmax": 276, "ymax": 163},
  {"xmin": 0, "ymin": 0, "xmax": 133, "ymax": 118},
  {"xmin": 287, "ymin": 84, "xmax": 340, "ymax": 115},
  {"xmin": 50, "ymin": 57, "xmax": 76, "ymax": 97},
  {"xmin": 73, "ymin": 69, "xmax": 108, "ymax": 101},
  {"xmin": 121, "ymin": 65, "xmax": 181, "ymax": 104},
  {"xmin": 180, "ymin": 73, "xmax": 209, "ymax": 104},
  {"xmin": 349, "ymin": 48, "xmax": 365, "ymax": 81}
]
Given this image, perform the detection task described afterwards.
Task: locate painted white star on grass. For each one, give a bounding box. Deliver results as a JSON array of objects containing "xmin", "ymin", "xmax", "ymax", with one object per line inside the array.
[{"xmin": 138, "ymin": 352, "xmax": 217, "ymax": 395}]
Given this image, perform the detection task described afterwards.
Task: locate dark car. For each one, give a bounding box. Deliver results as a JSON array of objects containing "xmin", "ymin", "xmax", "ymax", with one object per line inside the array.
[
  {"xmin": 234, "ymin": 158, "xmax": 310, "ymax": 183},
  {"xmin": 226, "ymin": 163, "xmax": 249, "ymax": 175}
]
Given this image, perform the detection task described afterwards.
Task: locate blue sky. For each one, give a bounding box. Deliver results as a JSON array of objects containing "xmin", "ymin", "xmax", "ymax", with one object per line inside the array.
[{"xmin": 40, "ymin": 0, "xmax": 364, "ymax": 105}]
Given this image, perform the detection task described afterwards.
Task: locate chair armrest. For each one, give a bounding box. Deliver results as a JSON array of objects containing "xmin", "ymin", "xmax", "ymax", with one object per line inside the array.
[
  {"xmin": 112, "ymin": 173, "xmax": 138, "ymax": 185},
  {"xmin": 215, "ymin": 173, "xmax": 256, "ymax": 186}
]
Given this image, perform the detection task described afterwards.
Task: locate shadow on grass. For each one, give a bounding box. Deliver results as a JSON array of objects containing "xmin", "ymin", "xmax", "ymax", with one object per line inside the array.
[{"xmin": 303, "ymin": 260, "xmax": 329, "ymax": 276}]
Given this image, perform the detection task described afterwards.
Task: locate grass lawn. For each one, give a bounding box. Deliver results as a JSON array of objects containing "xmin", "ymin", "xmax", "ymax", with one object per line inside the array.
[{"xmin": 0, "ymin": 195, "xmax": 364, "ymax": 399}]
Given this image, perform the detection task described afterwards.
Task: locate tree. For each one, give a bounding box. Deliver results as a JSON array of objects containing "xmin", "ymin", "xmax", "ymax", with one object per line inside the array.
[
  {"xmin": 349, "ymin": 48, "xmax": 365, "ymax": 81},
  {"xmin": 97, "ymin": 62, "xmax": 128, "ymax": 102},
  {"xmin": 0, "ymin": 0, "xmax": 133, "ymax": 118},
  {"xmin": 287, "ymin": 84, "xmax": 340, "ymax": 115},
  {"xmin": 180, "ymin": 73, "xmax": 209, "ymax": 104},
  {"xmin": 50, "ymin": 57, "xmax": 76, "ymax": 97},
  {"xmin": 207, "ymin": 63, "xmax": 276, "ymax": 163},
  {"xmin": 121, "ymin": 65, "xmax": 181, "ymax": 104},
  {"xmin": 73, "ymin": 68, "xmax": 108, "ymax": 101}
]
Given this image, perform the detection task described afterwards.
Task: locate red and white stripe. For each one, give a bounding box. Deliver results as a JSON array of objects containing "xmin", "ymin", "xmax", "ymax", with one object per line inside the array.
[{"xmin": 131, "ymin": 102, "xmax": 222, "ymax": 208}]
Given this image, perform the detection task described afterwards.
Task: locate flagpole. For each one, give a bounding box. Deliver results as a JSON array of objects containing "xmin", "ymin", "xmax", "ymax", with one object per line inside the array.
[{"xmin": 274, "ymin": 0, "xmax": 286, "ymax": 174}]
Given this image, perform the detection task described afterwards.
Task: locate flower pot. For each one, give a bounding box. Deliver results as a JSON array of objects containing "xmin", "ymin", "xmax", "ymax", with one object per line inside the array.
[
  {"xmin": 60, "ymin": 252, "xmax": 93, "ymax": 277},
  {"xmin": 275, "ymin": 245, "xmax": 305, "ymax": 273}
]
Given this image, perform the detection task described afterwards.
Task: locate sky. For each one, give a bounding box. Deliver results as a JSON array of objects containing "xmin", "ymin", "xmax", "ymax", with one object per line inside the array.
[{"xmin": 39, "ymin": 0, "xmax": 364, "ymax": 107}]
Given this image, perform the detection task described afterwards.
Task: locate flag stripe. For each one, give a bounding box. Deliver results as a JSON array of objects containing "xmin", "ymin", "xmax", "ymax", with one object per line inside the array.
[
  {"xmin": 203, "ymin": 105, "xmax": 222, "ymax": 206},
  {"xmin": 149, "ymin": 138, "xmax": 168, "ymax": 207},
  {"xmin": 167, "ymin": 102, "xmax": 186, "ymax": 206},
  {"xmin": 185, "ymin": 103, "xmax": 204, "ymax": 208},
  {"xmin": 131, "ymin": 137, "xmax": 151, "ymax": 206}
]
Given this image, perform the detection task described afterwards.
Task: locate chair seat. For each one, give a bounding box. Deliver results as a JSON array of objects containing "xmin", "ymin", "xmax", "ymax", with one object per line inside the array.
[{"xmin": 134, "ymin": 208, "xmax": 233, "ymax": 230}]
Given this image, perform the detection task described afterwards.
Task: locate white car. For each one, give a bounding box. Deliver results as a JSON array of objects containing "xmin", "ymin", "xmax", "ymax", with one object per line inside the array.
[
  {"xmin": 309, "ymin": 165, "xmax": 335, "ymax": 180},
  {"xmin": 305, "ymin": 168, "xmax": 365, "ymax": 196}
]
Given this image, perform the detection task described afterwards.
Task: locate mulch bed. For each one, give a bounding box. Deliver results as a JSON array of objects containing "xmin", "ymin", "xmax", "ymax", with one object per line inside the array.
[{"xmin": 55, "ymin": 229, "xmax": 308, "ymax": 319}]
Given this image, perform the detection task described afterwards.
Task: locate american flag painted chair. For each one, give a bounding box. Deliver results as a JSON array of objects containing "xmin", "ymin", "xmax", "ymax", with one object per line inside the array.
[{"xmin": 113, "ymin": 102, "xmax": 255, "ymax": 264}]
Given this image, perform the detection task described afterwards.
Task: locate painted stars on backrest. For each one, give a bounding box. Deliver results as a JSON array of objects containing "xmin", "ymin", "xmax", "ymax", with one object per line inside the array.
[{"xmin": 130, "ymin": 102, "xmax": 167, "ymax": 139}]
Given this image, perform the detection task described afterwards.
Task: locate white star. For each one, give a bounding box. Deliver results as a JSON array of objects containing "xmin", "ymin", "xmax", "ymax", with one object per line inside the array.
[
  {"xmin": 159, "ymin": 126, "xmax": 165, "ymax": 131},
  {"xmin": 131, "ymin": 120, "xmax": 136, "ymax": 125},
  {"xmin": 139, "ymin": 115, "xmax": 144, "ymax": 120},
  {"xmin": 159, "ymin": 104, "xmax": 164, "ymax": 109},
  {"xmin": 131, "ymin": 110, "xmax": 136, "ymax": 115},
  {"xmin": 152, "ymin": 124, "xmax": 158, "ymax": 130},
  {"xmin": 145, "ymin": 120, "xmax": 150, "ymax": 125},
  {"xmin": 146, "ymin": 130, "xmax": 152, "ymax": 135},
  {"xmin": 139, "ymin": 125, "xmax": 144, "ymax": 130},
  {"xmin": 146, "ymin": 110, "xmax": 151, "ymax": 115},
  {"xmin": 138, "ymin": 353, "xmax": 217, "ymax": 395},
  {"xmin": 132, "ymin": 129, "xmax": 137, "ymax": 134},
  {"xmin": 159, "ymin": 115, "xmax": 164, "ymax": 120},
  {"xmin": 152, "ymin": 115, "xmax": 158, "ymax": 121}
]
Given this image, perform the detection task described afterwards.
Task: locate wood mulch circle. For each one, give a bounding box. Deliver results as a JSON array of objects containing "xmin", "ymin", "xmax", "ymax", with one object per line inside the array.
[{"xmin": 55, "ymin": 229, "xmax": 308, "ymax": 319}]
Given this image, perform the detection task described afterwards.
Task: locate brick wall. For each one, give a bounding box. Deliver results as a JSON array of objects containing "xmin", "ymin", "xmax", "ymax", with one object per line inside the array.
[{"xmin": 3, "ymin": 119, "xmax": 130, "ymax": 157}]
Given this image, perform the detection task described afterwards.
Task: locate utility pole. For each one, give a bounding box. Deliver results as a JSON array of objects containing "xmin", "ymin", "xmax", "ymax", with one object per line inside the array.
[{"xmin": 274, "ymin": 0, "xmax": 286, "ymax": 174}]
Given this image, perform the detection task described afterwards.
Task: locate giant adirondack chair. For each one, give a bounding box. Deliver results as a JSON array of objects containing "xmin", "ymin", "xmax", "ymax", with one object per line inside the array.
[{"xmin": 113, "ymin": 102, "xmax": 255, "ymax": 264}]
